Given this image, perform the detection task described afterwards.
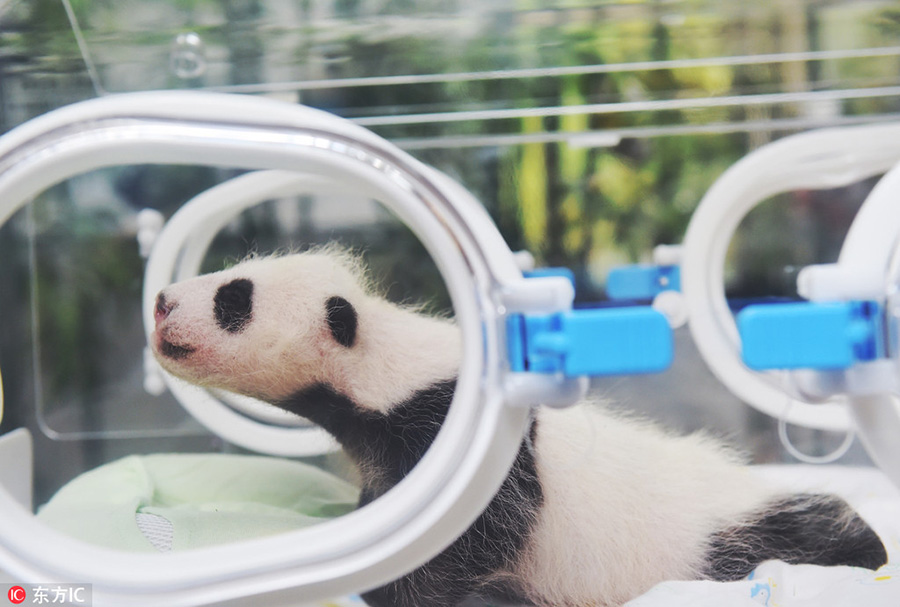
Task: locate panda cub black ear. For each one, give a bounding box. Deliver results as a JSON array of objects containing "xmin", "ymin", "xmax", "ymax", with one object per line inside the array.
[{"xmin": 325, "ymin": 296, "xmax": 358, "ymax": 348}]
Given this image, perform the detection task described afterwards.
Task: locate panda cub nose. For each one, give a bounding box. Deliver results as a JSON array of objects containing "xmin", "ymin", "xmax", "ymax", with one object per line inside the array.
[{"xmin": 155, "ymin": 292, "xmax": 175, "ymax": 325}]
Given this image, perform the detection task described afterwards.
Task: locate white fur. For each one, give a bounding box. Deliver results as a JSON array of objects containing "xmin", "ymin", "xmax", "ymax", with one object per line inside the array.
[
  {"xmin": 513, "ymin": 406, "xmax": 774, "ymax": 606},
  {"xmin": 152, "ymin": 250, "xmax": 461, "ymax": 412}
]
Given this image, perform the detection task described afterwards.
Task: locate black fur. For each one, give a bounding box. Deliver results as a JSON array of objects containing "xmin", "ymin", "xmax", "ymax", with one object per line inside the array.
[
  {"xmin": 276, "ymin": 381, "xmax": 542, "ymax": 607},
  {"xmin": 325, "ymin": 296, "xmax": 358, "ymax": 347},
  {"xmin": 275, "ymin": 381, "xmax": 887, "ymax": 605},
  {"xmin": 705, "ymin": 493, "xmax": 888, "ymax": 581},
  {"xmin": 159, "ymin": 339, "xmax": 194, "ymax": 360},
  {"xmin": 214, "ymin": 278, "xmax": 254, "ymax": 333},
  {"xmin": 272, "ymin": 362, "xmax": 885, "ymax": 606}
]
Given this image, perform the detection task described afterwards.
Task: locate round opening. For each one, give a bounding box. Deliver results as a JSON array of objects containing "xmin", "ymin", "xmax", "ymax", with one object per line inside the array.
[
  {"xmin": 0, "ymin": 92, "xmax": 530, "ymax": 603},
  {"xmin": 144, "ymin": 170, "xmax": 456, "ymax": 457}
]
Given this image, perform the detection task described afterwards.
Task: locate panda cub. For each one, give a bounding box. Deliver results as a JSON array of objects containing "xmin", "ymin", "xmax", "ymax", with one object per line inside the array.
[{"xmin": 151, "ymin": 249, "xmax": 888, "ymax": 607}]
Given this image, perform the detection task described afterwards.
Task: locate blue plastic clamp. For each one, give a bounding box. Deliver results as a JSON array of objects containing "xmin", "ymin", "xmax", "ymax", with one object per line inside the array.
[
  {"xmin": 607, "ymin": 264, "xmax": 681, "ymax": 300},
  {"xmin": 738, "ymin": 300, "xmax": 884, "ymax": 371},
  {"xmin": 507, "ymin": 307, "xmax": 674, "ymax": 376}
]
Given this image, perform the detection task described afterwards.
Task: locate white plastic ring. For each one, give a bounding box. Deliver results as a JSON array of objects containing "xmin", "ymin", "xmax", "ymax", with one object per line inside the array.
[
  {"xmin": 837, "ymin": 160, "xmax": 900, "ymax": 486},
  {"xmin": 0, "ymin": 91, "xmax": 532, "ymax": 606},
  {"xmin": 776, "ymin": 400, "xmax": 856, "ymax": 465},
  {"xmin": 682, "ymin": 123, "xmax": 900, "ymax": 432}
]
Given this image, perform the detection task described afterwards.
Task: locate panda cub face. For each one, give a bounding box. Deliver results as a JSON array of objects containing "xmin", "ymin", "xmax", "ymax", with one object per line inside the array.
[{"xmin": 151, "ymin": 252, "xmax": 367, "ymax": 403}]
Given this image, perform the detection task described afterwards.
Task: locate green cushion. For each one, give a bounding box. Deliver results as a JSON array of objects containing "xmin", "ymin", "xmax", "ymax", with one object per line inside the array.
[{"xmin": 37, "ymin": 453, "xmax": 359, "ymax": 552}]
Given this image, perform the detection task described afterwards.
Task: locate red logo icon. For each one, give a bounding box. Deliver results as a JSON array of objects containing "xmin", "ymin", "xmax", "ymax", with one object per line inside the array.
[{"xmin": 7, "ymin": 586, "xmax": 26, "ymax": 604}]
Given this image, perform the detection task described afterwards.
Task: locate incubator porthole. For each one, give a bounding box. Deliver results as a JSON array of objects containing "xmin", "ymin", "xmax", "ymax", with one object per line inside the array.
[
  {"xmin": 0, "ymin": 93, "xmax": 531, "ymax": 606},
  {"xmin": 143, "ymin": 170, "xmax": 458, "ymax": 457}
]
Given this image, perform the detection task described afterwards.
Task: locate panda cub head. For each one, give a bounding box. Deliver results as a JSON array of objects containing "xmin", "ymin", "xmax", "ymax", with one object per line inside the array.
[{"xmin": 151, "ymin": 249, "xmax": 461, "ymax": 414}]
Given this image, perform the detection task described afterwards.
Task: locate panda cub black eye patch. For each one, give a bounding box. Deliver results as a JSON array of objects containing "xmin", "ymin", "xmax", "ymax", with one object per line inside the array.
[
  {"xmin": 325, "ymin": 296, "xmax": 357, "ymax": 348},
  {"xmin": 214, "ymin": 278, "xmax": 254, "ymax": 333}
]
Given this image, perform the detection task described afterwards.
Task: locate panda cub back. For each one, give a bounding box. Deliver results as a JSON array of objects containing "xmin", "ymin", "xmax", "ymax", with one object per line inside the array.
[{"xmin": 151, "ymin": 249, "xmax": 888, "ymax": 607}]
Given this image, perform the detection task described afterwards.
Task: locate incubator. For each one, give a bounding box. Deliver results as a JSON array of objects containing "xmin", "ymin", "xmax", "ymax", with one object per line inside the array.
[{"xmin": 0, "ymin": 2, "xmax": 899, "ymax": 606}]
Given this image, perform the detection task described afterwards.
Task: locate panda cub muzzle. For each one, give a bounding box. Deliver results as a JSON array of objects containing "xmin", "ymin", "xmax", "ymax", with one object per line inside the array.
[{"xmin": 154, "ymin": 277, "xmax": 256, "ymax": 362}]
